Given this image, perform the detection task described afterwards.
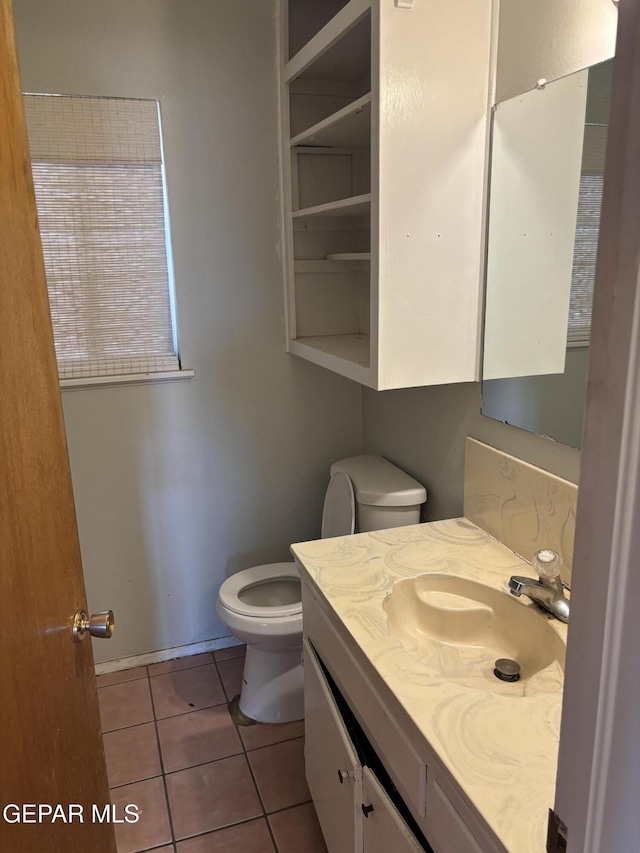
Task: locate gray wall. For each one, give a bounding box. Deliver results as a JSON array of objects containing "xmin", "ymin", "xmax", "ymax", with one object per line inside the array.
[
  {"xmin": 362, "ymin": 384, "xmax": 580, "ymax": 522},
  {"xmin": 14, "ymin": 0, "xmax": 362, "ymax": 663}
]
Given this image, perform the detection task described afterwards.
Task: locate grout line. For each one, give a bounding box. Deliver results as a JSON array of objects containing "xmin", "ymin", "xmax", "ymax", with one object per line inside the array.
[
  {"xmin": 146, "ymin": 670, "xmax": 179, "ymax": 848},
  {"xmin": 148, "ymin": 659, "xmax": 218, "ymax": 680},
  {"xmin": 266, "ymin": 799, "xmax": 313, "ymax": 818},
  {"xmin": 216, "ymin": 656, "xmax": 245, "ymax": 703},
  {"xmin": 108, "ymin": 771, "xmax": 164, "ymax": 791},
  {"xmin": 161, "ymin": 748, "xmax": 246, "ymax": 778},
  {"xmin": 97, "ymin": 668, "xmax": 149, "ymax": 689},
  {"xmin": 212, "ymin": 654, "xmax": 280, "ymax": 852},
  {"xmin": 241, "ymin": 731, "xmax": 306, "ymax": 753}
]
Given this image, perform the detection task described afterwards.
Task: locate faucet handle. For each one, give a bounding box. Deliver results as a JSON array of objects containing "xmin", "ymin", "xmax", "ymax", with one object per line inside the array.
[{"xmin": 532, "ymin": 549, "xmax": 562, "ymax": 582}]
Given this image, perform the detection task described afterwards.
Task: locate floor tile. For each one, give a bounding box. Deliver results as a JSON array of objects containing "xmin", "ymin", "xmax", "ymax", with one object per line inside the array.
[
  {"xmin": 110, "ymin": 776, "xmax": 172, "ymax": 853},
  {"xmin": 269, "ymin": 803, "xmax": 327, "ymax": 853},
  {"xmin": 99, "ymin": 679, "xmax": 154, "ymax": 733},
  {"xmin": 213, "ymin": 644, "xmax": 246, "ymax": 662},
  {"xmin": 97, "ymin": 666, "xmax": 148, "ymax": 688},
  {"xmin": 150, "ymin": 664, "xmax": 226, "ymax": 719},
  {"xmin": 216, "ymin": 656, "xmax": 245, "ymax": 701},
  {"xmin": 157, "ymin": 706, "xmax": 243, "ymax": 773},
  {"xmin": 166, "ymin": 754, "xmax": 262, "ymax": 840},
  {"xmin": 176, "ymin": 818, "xmax": 275, "ymax": 852},
  {"xmin": 104, "ymin": 722, "xmax": 162, "ymax": 788},
  {"xmin": 149, "ymin": 653, "xmax": 214, "ymax": 676},
  {"xmin": 248, "ymin": 737, "xmax": 310, "ymax": 813},
  {"xmin": 240, "ymin": 719, "xmax": 305, "ymax": 752}
]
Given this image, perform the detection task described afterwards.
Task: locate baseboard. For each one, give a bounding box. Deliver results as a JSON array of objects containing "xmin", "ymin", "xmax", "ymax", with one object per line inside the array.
[{"xmin": 94, "ymin": 635, "xmax": 243, "ymax": 676}]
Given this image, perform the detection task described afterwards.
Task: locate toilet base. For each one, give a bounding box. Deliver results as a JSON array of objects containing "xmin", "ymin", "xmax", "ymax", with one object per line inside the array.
[{"xmin": 239, "ymin": 645, "xmax": 304, "ymax": 724}]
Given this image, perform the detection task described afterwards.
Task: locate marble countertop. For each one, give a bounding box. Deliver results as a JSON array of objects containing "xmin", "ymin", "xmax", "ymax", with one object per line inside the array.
[{"xmin": 291, "ymin": 517, "xmax": 567, "ymax": 853}]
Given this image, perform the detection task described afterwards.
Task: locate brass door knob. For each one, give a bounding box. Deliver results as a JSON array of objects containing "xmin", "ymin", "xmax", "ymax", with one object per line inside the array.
[{"xmin": 73, "ymin": 609, "xmax": 115, "ymax": 642}]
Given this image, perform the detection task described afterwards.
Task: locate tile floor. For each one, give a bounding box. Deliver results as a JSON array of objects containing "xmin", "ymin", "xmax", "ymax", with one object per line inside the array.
[{"xmin": 97, "ymin": 646, "xmax": 328, "ymax": 853}]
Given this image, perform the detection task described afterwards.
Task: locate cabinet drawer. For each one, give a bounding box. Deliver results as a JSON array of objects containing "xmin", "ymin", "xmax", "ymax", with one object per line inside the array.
[
  {"xmin": 303, "ymin": 585, "xmax": 427, "ymax": 817},
  {"xmin": 426, "ymin": 777, "xmax": 484, "ymax": 853}
]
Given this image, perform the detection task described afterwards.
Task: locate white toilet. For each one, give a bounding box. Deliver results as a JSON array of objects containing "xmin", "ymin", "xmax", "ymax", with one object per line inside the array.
[{"xmin": 216, "ymin": 455, "xmax": 427, "ymax": 724}]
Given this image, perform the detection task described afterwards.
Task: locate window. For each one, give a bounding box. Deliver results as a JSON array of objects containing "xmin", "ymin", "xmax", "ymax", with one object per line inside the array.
[
  {"xmin": 567, "ymin": 123, "xmax": 608, "ymax": 345},
  {"xmin": 23, "ymin": 94, "xmax": 186, "ymax": 384}
]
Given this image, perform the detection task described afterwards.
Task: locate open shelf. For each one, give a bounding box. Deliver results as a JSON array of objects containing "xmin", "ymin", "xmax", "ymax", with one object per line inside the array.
[
  {"xmin": 290, "ymin": 334, "xmax": 372, "ymax": 385},
  {"xmin": 291, "ymin": 93, "xmax": 371, "ymax": 148},
  {"xmin": 326, "ymin": 252, "xmax": 371, "ymax": 261},
  {"xmin": 284, "ymin": 0, "xmax": 371, "ymax": 85},
  {"xmin": 294, "ymin": 259, "xmax": 370, "ymax": 274},
  {"xmin": 292, "ymin": 193, "xmax": 371, "ymax": 220}
]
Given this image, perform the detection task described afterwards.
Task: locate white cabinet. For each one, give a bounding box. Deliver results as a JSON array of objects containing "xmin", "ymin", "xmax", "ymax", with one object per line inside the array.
[
  {"xmin": 304, "ymin": 636, "xmax": 362, "ymax": 853},
  {"xmin": 304, "ymin": 637, "xmax": 427, "ymax": 852},
  {"xmin": 362, "ymin": 768, "xmax": 424, "ymax": 853},
  {"xmin": 301, "ymin": 582, "xmax": 506, "ymax": 853},
  {"xmin": 278, "ymin": 0, "xmax": 492, "ymax": 389}
]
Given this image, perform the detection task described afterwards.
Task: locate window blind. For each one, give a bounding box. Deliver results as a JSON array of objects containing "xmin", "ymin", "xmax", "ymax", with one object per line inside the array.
[
  {"xmin": 23, "ymin": 94, "xmax": 179, "ymax": 380},
  {"xmin": 567, "ymin": 123, "xmax": 608, "ymax": 344}
]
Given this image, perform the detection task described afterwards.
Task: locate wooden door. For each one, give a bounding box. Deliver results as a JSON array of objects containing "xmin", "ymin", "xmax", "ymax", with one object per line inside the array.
[
  {"xmin": 0, "ymin": 2, "xmax": 116, "ymax": 850},
  {"xmin": 553, "ymin": 1, "xmax": 640, "ymax": 851}
]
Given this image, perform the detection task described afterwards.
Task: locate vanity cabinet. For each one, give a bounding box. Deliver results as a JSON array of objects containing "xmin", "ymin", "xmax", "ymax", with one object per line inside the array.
[
  {"xmin": 301, "ymin": 582, "xmax": 502, "ymax": 853},
  {"xmin": 304, "ymin": 637, "xmax": 425, "ymax": 853},
  {"xmin": 278, "ymin": 0, "xmax": 492, "ymax": 389}
]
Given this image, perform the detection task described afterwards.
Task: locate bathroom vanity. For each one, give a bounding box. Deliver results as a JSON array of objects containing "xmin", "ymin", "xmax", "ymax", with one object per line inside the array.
[{"xmin": 292, "ymin": 518, "xmax": 567, "ymax": 853}]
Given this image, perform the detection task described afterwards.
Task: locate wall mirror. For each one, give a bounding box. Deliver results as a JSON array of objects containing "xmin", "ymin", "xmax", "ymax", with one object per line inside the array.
[{"xmin": 481, "ymin": 59, "xmax": 613, "ymax": 449}]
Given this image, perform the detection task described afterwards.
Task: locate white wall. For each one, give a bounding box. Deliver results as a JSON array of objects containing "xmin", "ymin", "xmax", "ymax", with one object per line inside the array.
[
  {"xmin": 14, "ymin": 0, "xmax": 362, "ymax": 663},
  {"xmin": 496, "ymin": 0, "xmax": 617, "ymax": 102}
]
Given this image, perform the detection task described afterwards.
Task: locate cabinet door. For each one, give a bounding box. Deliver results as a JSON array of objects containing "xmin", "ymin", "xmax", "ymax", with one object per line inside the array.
[
  {"xmin": 426, "ymin": 778, "xmax": 485, "ymax": 853},
  {"xmin": 361, "ymin": 767, "xmax": 426, "ymax": 853},
  {"xmin": 304, "ymin": 638, "xmax": 363, "ymax": 853}
]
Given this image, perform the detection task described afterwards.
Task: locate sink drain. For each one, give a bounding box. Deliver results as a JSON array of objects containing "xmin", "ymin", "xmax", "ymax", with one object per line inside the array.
[{"xmin": 494, "ymin": 658, "xmax": 521, "ymax": 683}]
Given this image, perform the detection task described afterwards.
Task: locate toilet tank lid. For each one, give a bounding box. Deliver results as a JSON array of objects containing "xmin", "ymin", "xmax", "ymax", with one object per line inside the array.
[{"xmin": 330, "ymin": 455, "xmax": 427, "ymax": 507}]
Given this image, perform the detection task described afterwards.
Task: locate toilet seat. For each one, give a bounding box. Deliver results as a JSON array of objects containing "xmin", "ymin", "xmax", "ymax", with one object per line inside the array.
[
  {"xmin": 218, "ymin": 563, "xmax": 302, "ymax": 619},
  {"xmin": 321, "ymin": 470, "xmax": 355, "ymax": 539}
]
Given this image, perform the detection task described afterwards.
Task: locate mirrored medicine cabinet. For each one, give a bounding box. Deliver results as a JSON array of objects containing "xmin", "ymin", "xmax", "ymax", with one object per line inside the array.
[{"xmin": 481, "ymin": 59, "xmax": 613, "ymax": 449}]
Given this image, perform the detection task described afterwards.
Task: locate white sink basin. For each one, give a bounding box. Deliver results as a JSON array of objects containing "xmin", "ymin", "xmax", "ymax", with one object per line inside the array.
[{"xmin": 383, "ymin": 574, "xmax": 565, "ymax": 697}]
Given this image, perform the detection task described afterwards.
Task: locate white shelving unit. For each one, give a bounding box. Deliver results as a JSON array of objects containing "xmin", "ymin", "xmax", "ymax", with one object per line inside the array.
[{"xmin": 278, "ymin": 0, "xmax": 492, "ymax": 389}]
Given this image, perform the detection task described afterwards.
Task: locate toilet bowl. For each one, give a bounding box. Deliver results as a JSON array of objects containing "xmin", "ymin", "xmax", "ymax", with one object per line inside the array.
[
  {"xmin": 216, "ymin": 563, "xmax": 303, "ymax": 723},
  {"xmin": 216, "ymin": 455, "xmax": 427, "ymax": 724}
]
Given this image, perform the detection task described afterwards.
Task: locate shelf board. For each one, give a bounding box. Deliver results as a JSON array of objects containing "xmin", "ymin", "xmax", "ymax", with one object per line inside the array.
[
  {"xmin": 294, "ymin": 259, "xmax": 370, "ymax": 274},
  {"xmin": 292, "ymin": 194, "xmax": 371, "ymax": 220},
  {"xmin": 291, "ymin": 94, "xmax": 372, "ymax": 149},
  {"xmin": 283, "ymin": 0, "xmax": 371, "ymax": 84},
  {"xmin": 290, "ymin": 334, "xmax": 372, "ymax": 384},
  {"xmin": 325, "ymin": 252, "xmax": 371, "ymax": 261}
]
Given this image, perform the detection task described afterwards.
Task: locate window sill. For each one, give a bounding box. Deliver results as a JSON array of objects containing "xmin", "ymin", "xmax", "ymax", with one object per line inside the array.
[{"xmin": 60, "ymin": 369, "xmax": 195, "ymax": 391}]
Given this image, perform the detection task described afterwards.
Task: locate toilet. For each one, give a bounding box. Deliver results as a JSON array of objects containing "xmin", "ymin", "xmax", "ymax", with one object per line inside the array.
[{"xmin": 216, "ymin": 455, "xmax": 427, "ymax": 723}]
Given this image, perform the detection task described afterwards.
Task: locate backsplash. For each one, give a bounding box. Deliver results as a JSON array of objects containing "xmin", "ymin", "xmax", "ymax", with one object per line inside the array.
[{"xmin": 463, "ymin": 438, "xmax": 577, "ymax": 585}]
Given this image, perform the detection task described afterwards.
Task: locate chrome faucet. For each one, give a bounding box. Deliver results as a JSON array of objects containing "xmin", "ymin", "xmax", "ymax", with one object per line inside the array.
[{"xmin": 508, "ymin": 549, "xmax": 570, "ymax": 623}]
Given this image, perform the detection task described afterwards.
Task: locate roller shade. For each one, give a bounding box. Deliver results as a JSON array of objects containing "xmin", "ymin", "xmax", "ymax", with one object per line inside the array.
[
  {"xmin": 23, "ymin": 94, "xmax": 179, "ymax": 380},
  {"xmin": 567, "ymin": 123, "xmax": 608, "ymax": 344}
]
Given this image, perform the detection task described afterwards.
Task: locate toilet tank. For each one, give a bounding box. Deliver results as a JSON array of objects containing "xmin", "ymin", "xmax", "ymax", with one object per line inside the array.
[{"xmin": 330, "ymin": 455, "xmax": 427, "ymax": 533}]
